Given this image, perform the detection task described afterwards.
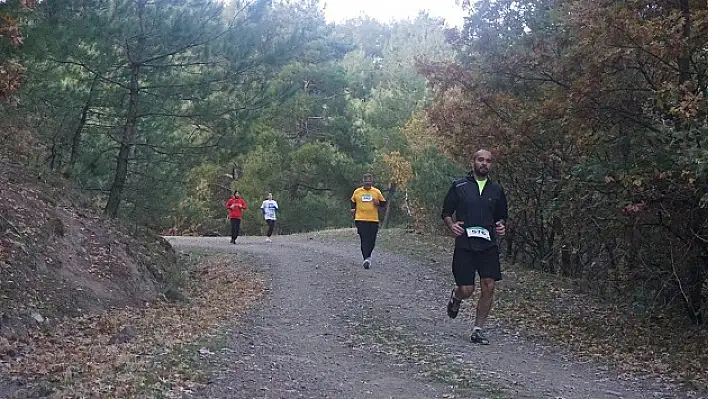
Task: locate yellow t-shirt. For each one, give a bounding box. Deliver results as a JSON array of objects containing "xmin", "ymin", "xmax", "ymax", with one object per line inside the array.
[{"xmin": 351, "ymin": 187, "xmax": 386, "ymax": 222}]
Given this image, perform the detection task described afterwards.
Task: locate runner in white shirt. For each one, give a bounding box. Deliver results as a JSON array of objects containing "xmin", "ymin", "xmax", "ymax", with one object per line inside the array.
[{"xmin": 260, "ymin": 193, "xmax": 279, "ymax": 243}]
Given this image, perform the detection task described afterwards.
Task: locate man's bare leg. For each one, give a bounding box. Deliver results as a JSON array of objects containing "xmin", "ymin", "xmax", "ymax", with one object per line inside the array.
[
  {"xmin": 455, "ymin": 285, "xmax": 474, "ymax": 300},
  {"xmin": 470, "ymin": 278, "xmax": 495, "ymax": 344},
  {"xmin": 474, "ymin": 278, "xmax": 496, "ymax": 327}
]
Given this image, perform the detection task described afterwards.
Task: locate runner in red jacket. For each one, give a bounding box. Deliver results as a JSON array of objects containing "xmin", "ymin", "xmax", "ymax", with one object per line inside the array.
[{"xmin": 225, "ymin": 190, "xmax": 248, "ymax": 244}]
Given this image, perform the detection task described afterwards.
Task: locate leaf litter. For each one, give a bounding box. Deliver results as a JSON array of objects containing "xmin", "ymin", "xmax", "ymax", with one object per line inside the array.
[{"xmin": 0, "ymin": 253, "xmax": 265, "ymax": 398}]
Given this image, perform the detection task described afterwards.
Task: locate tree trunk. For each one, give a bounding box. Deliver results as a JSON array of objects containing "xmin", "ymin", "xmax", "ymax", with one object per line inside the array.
[
  {"xmin": 64, "ymin": 74, "xmax": 99, "ymax": 178},
  {"xmin": 549, "ymin": 216, "xmax": 561, "ymax": 273},
  {"xmin": 560, "ymin": 244, "xmax": 571, "ymax": 277},
  {"xmin": 105, "ymin": 63, "xmax": 139, "ymax": 217},
  {"xmin": 48, "ymin": 139, "xmax": 62, "ymax": 172},
  {"xmin": 676, "ymin": 0, "xmax": 702, "ymax": 325},
  {"xmin": 678, "ymin": 0, "xmax": 691, "ymax": 86},
  {"xmin": 506, "ymin": 227, "xmax": 515, "ymax": 262},
  {"xmin": 686, "ymin": 259, "xmax": 703, "ymax": 325},
  {"xmin": 382, "ymin": 182, "xmax": 396, "ymax": 229},
  {"xmin": 105, "ymin": 0, "xmax": 145, "ymax": 218}
]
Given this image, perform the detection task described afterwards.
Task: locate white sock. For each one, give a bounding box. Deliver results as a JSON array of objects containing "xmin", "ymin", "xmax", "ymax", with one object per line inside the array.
[{"xmin": 473, "ymin": 326, "xmax": 482, "ymax": 332}]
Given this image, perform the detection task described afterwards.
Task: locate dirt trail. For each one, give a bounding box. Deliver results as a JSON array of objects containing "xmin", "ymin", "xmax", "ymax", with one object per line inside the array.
[{"xmin": 168, "ymin": 233, "xmax": 696, "ymax": 399}]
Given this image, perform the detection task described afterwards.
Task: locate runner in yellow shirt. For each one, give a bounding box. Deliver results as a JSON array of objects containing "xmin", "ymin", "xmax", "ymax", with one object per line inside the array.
[{"xmin": 350, "ymin": 173, "xmax": 386, "ymax": 269}]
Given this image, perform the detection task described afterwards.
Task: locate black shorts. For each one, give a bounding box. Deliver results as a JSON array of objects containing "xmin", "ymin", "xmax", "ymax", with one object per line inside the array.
[{"xmin": 452, "ymin": 246, "xmax": 502, "ymax": 286}]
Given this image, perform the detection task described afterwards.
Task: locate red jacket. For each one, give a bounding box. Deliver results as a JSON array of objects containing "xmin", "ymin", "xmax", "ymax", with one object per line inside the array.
[{"xmin": 225, "ymin": 197, "xmax": 247, "ymax": 219}]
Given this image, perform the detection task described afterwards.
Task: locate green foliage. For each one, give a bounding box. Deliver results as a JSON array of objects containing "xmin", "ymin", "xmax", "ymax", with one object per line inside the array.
[
  {"xmin": 8, "ymin": 0, "xmax": 331, "ymax": 220},
  {"xmin": 420, "ymin": 0, "xmax": 708, "ymax": 324},
  {"xmin": 5, "ymin": 0, "xmax": 460, "ymax": 242},
  {"xmin": 405, "ymin": 146, "xmax": 465, "ymax": 232}
]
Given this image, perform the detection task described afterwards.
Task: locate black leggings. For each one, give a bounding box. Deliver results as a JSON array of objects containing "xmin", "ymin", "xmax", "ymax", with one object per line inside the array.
[
  {"xmin": 266, "ymin": 219, "xmax": 275, "ymax": 237},
  {"xmin": 355, "ymin": 221, "xmax": 379, "ymax": 259},
  {"xmin": 230, "ymin": 218, "xmax": 241, "ymax": 240}
]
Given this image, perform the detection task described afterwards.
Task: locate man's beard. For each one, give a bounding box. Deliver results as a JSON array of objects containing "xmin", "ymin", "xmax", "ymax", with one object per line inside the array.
[{"xmin": 474, "ymin": 167, "xmax": 489, "ymax": 177}]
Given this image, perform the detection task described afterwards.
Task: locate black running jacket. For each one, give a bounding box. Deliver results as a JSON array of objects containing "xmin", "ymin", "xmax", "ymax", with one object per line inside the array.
[{"xmin": 441, "ymin": 175, "xmax": 508, "ymax": 251}]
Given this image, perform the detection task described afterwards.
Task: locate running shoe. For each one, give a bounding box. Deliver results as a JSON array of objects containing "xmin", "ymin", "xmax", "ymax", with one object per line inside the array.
[
  {"xmin": 363, "ymin": 258, "xmax": 371, "ymax": 269},
  {"xmin": 470, "ymin": 329, "xmax": 490, "ymax": 345},
  {"xmin": 447, "ymin": 289, "xmax": 461, "ymax": 319}
]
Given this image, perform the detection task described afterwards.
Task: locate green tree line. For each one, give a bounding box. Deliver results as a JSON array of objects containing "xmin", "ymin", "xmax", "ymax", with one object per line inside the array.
[{"xmin": 2, "ymin": 0, "xmax": 460, "ymax": 236}]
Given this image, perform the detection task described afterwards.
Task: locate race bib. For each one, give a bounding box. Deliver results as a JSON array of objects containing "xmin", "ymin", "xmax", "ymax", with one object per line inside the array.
[
  {"xmin": 361, "ymin": 194, "xmax": 373, "ymax": 202},
  {"xmin": 466, "ymin": 226, "xmax": 491, "ymax": 241}
]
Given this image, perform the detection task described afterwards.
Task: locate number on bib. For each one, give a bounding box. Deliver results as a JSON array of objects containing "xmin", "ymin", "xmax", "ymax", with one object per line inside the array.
[{"xmin": 465, "ymin": 226, "xmax": 491, "ymax": 241}]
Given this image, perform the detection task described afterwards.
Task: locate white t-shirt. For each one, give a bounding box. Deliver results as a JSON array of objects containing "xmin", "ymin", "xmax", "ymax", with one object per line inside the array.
[{"xmin": 260, "ymin": 199, "xmax": 278, "ymax": 220}]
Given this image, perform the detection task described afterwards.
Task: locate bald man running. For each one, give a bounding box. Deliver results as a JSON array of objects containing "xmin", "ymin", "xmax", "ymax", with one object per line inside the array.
[{"xmin": 441, "ymin": 149, "xmax": 508, "ymax": 344}]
